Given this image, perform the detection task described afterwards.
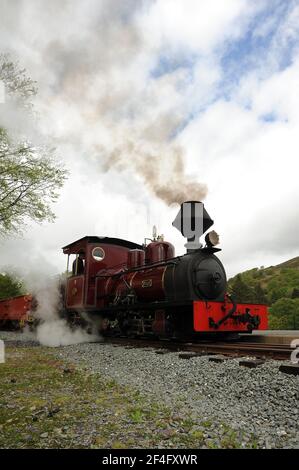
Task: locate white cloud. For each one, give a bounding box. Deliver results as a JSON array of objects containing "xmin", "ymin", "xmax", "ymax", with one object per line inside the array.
[
  {"xmin": 138, "ymin": 0, "xmax": 255, "ymax": 53},
  {"xmin": 0, "ymin": 0, "xmax": 299, "ymax": 279}
]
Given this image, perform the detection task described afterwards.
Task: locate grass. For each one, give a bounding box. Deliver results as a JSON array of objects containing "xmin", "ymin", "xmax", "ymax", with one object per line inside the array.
[{"xmin": 0, "ymin": 345, "xmax": 258, "ymax": 449}]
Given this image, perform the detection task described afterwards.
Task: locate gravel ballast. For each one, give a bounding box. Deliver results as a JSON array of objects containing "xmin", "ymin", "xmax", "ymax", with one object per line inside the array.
[{"xmin": 1, "ymin": 331, "xmax": 299, "ymax": 448}]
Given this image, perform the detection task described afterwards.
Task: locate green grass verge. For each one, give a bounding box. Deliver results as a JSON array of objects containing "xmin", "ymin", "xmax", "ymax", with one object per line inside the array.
[{"xmin": 0, "ymin": 345, "xmax": 257, "ymax": 449}]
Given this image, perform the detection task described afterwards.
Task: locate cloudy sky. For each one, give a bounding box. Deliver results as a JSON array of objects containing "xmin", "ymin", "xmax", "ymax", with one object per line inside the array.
[{"xmin": 0, "ymin": 0, "xmax": 299, "ymax": 277}]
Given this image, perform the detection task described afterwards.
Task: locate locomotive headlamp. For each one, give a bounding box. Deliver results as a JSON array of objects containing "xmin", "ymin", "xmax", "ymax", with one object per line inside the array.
[{"xmin": 205, "ymin": 230, "xmax": 220, "ymax": 247}]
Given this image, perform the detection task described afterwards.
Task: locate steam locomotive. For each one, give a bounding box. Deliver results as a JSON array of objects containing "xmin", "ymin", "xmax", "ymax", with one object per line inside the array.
[
  {"xmin": 61, "ymin": 201, "xmax": 268, "ymax": 338},
  {"xmin": 0, "ymin": 201, "xmax": 268, "ymax": 337}
]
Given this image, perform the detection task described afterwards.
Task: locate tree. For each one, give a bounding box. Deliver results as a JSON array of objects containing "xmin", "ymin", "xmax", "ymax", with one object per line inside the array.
[
  {"xmin": 253, "ymin": 283, "xmax": 268, "ymax": 304},
  {"xmin": 0, "ymin": 55, "xmax": 67, "ymax": 234},
  {"xmin": 0, "ymin": 54, "xmax": 37, "ymax": 105},
  {"xmin": 269, "ymin": 298, "xmax": 299, "ymax": 330},
  {"xmin": 228, "ymin": 263, "xmax": 299, "ymax": 309},
  {"xmin": 0, "ymin": 272, "xmax": 24, "ymax": 300},
  {"xmin": 268, "ymin": 315, "xmax": 293, "ymax": 330},
  {"xmin": 269, "ymin": 285, "xmax": 289, "ymax": 304},
  {"xmin": 0, "ymin": 129, "xmax": 66, "ymax": 232},
  {"xmin": 230, "ymin": 274, "xmax": 254, "ymax": 303},
  {"xmin": 292, "ymin": 288, "xmax": 299, "ymax": 299}
]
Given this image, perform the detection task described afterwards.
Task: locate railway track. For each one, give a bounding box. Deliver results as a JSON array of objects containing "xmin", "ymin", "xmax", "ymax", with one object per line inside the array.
[{"xmin": 107, "ymin": 337, "xmax": 293, "ymax": 360}]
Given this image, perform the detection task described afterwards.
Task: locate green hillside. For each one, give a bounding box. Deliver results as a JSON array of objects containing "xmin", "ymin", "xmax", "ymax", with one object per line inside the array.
[
  {"xmin": 228, "ymin": 257, "xmax": 299, "ymax": 329},
  {"xmin": 276, "ymin": 257, "xmax": 299, "ymax": 269}
]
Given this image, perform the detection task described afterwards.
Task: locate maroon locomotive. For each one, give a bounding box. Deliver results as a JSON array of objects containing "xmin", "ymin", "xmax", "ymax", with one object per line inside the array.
[
  {"xmin": 0, "ymin": 201, "xmax": 268, "ymax": 337},
  {"xmin": 61, "ymin": 202, "xmax": 268, "ymax": 338}
]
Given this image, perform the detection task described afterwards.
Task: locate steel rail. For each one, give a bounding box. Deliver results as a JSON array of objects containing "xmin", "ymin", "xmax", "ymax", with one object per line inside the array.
[{"xmin": 106, "ymin": 337, "xmax": 292, "ymax": 360}]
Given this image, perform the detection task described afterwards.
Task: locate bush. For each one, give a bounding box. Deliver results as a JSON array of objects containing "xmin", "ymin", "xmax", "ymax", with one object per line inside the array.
[
  {"xmin": 0, "ymin": 272, "xmax": 24, "ymax": 300},
  {"xmin": 269, "ymin": 298, "xmax": 299, "ymax": 329}
]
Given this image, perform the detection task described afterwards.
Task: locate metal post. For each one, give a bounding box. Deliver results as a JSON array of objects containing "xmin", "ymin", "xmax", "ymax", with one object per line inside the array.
[
  {"xmin": 66, "ymin": 254, "xmax": 70, "ymax": 275},
  {"xmin": 75, "ymin": 254, "xmax": 79, "ymax": 276}
]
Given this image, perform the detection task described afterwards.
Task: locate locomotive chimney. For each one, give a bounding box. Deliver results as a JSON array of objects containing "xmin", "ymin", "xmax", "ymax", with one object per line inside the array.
[{"xmin": 172, "ymin": 201, "xmax": 214, "ymax": 252}]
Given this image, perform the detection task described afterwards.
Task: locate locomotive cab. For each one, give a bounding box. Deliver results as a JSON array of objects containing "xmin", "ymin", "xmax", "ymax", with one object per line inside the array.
[{"xmin": 62, "ymin": 236, "xmax": 143, "ymax": 312}]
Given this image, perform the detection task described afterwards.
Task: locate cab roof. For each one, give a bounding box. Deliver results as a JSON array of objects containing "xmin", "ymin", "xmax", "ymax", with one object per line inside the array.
[{"xmin": 62, "ymin": 236, "xmax": 143, "ymax": 254}]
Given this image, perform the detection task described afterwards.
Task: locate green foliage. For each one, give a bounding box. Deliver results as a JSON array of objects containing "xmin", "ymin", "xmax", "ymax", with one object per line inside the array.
[
  {"xmin": 269, "ymin": 298, "xmax": 299, "ymax": 330},
  {"xmin": 0, "ymin": 272, "xmax": 25, "ymax": 300},
  {"xmin": 0, "ymin": 55, "xmax": 67, "ymax": 234},
  {"xmin": 229, "ymin": 274, "xmax": 255, "ymax": 303},
  {"xmin": 0, "ymin": 129, "xmax": 67, "ymax": 233},
  {"xmin": 229, "ymin": 263, "xmax": 299, "ymax": 306},
  {"xmin": 228, "ymin": 258, "xmax": 299, "ymax": 329},
  {"xmin": 254, "ymin": 283, "xmax": 267, "ymax": 304},
  {"xmin": 0, "ymin": 53, "xmax": 37, "ymax": 104},
  {"xmin": 291, "ymin": 288, "xmax": 299, "ymax": 299},
  {"xmin": 129, "ymin": 408, "xmax": 144, "ymax": 423},
  {"xmin": 268, "ymin": 314, "xmax": 294, "ymax": 330}
]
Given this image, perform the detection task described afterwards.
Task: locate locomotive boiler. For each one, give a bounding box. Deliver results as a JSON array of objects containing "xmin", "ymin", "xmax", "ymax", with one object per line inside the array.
[{"xmin": 62, "ymin": 201, "xmax": 268, "ymax": 338}]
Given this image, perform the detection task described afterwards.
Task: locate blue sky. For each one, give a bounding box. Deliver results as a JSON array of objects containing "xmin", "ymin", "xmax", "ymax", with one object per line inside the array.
[{"xmin": 150, "ymin": 0, "xmax": 299, "ymax": 126}]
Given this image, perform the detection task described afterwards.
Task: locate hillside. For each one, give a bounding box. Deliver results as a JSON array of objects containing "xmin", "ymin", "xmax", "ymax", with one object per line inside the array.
[
  {"xmin": 228, "ymin": 256, "xmax": 299, "ymax": 329},
  {"xmin": 276, "ymin": 256, "xmax": 299, "ymax": 269},
  {"xmin": 228, "ymin": 256, "xmax": 299, "ymax": 304}
]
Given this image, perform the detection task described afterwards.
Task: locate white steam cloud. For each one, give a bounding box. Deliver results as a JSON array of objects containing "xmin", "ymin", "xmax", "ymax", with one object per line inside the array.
[
  {"xmin": 31, "ymin": 275, "xmax": 100, "ymax": 348},
  {"xmin": 1, "ymin": 0, "xmax": 216, "ymax": 206},
  {"xmin": 7, "ymin": 260, "xmax": 101, "ymax": 347}
]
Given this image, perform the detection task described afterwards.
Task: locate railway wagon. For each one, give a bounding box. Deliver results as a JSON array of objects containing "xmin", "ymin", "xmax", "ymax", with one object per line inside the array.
[{"xmin": 0, "ymin": 294, "xmax": 34, "ymax": 329}]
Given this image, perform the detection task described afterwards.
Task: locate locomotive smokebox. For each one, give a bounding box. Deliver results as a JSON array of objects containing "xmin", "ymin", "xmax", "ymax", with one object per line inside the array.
[{"xmin": 172, "ymin": 201, "xmax": 214, "ymax": 251}]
